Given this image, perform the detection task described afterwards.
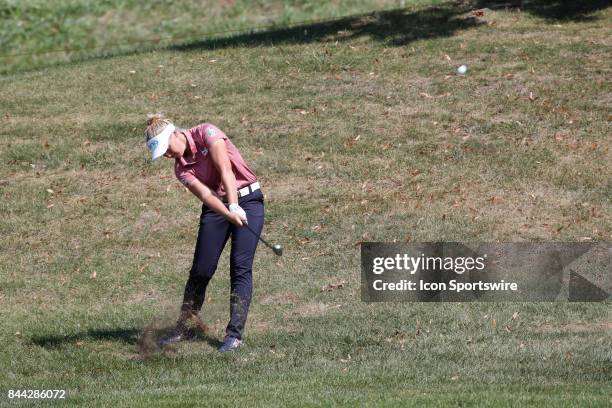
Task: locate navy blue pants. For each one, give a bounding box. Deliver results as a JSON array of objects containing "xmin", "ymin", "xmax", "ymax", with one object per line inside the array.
[{"xmin": 181, "ymin": 188, "xmax": 264, "ymax": 340}]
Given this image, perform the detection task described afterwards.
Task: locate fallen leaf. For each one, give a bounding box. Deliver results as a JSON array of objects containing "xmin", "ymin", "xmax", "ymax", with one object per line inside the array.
[
  {"xmin": 321, "ymin": 281, "xmax": 345, "ymax": 292},
  {"xmin": 91, "ymin": 271, "xmax": 97, "ymax": 279}
]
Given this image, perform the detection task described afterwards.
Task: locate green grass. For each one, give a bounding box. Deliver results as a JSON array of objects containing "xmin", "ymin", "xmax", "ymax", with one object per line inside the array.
[
  {"xmin": 0, "ymin": 0, "xmax": 415, "ymax": 75},
  {"xmin": 1, "ymin": 0, "xmax": 611, "ymax": 406}
]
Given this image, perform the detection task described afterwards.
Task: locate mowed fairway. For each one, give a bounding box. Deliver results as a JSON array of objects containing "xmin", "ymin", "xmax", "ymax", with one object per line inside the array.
[{"xmin": 0, "ymin": 1, "xmax": 610, "ymax": 406}]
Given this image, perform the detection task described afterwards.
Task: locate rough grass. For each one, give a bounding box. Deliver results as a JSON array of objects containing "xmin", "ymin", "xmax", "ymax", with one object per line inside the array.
[{"xmin": 0, "ymin": 0, "xmax": 611, "ymax": 406}]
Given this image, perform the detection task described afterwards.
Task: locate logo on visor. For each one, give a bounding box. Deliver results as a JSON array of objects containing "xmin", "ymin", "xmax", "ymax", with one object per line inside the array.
[
  {"xmin": 148, "ymin": 139, "xmax": 159, "ymax": 152},
  {"xmin": 201, "ymin": 147, "xmax": 209, "ymax": 156}
]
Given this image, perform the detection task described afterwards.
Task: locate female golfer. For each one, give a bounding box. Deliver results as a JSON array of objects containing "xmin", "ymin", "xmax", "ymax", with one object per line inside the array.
[{"xmin": 145, "ymin": 113, "xmax": 264, "ymax": 352}]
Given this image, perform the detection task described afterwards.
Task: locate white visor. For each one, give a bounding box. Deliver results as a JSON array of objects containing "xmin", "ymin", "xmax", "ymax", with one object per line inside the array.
[{"xmin": 147, "ymin": 124, "xmax": 176, "ymax": 160}]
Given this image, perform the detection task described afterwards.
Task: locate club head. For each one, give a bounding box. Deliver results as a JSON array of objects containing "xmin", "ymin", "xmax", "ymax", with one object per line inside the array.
[{"xmin": 272, "ymin": 244, "xmax": 283, "ymax": 256}]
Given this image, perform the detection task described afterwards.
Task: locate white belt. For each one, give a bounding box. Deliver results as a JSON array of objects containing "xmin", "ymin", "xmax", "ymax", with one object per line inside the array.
[
  {"xmin": 221, "ymin": 181, "xmax": 260, "ymax": 203},
  {"xmin": 238, "ymin": 181, "xmax": 260, "ymax": 198}
]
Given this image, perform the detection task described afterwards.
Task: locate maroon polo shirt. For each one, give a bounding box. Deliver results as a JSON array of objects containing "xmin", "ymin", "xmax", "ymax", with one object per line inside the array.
[{"xmin": 174, "ymin": 123, "xmax": 257, "ymax": 198}]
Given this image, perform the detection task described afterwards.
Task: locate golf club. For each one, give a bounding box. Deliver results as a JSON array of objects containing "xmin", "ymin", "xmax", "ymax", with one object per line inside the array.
[{"xmin": 243, "ymin": 223, "xmax": 283, "ymax": 256}]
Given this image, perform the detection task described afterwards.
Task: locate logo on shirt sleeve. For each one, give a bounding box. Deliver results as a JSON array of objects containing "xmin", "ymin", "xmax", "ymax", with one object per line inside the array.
[{"xmin": 206, "ymin": 127, "xmax": 216, "ymax": 137}]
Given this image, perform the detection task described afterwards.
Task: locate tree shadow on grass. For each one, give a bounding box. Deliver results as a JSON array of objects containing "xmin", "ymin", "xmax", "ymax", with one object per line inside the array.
[
  {"xmin": 171, "ymin": 0, "xmax": 609, "ymax": 53},
  {"xmin": 471, "ymin": 0, "xmax": 610, "ymax": 22},
  {"xmin": 7, "ymin": 1, "xmax": 608, "ymax": 75},
  {"xmin": 173, "ymin": 4, "xmax": 482, "ymax": 52}
]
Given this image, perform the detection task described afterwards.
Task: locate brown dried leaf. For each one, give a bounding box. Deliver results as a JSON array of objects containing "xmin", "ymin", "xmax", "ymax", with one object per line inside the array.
[{"xmin": 321, "ymin": 281, "xmax": 346, "ymax": 292}]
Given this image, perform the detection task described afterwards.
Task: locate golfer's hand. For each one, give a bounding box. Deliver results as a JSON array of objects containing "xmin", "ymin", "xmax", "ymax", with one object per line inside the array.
[
  {"xmin": 226, "ymin": 212, "xmax": 244, "ymax": 226},
  {"xmin": 229, "ymin": 203, "xmax": 248, "ymax": 225}
]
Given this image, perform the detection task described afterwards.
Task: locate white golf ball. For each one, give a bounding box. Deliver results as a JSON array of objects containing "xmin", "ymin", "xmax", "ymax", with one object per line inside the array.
[{"xmin": 457, "ymin": 65, "xmax": 468, "ymax": 75}]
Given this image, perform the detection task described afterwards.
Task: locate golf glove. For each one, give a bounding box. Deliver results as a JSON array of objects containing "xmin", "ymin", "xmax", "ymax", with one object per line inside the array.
[{"xmin": 229, "ymin": 203, "xmax": 248, "ymax": 224}]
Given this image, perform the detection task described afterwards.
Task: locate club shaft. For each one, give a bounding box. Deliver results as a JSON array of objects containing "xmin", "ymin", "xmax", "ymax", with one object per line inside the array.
[{"xmin": 243, "ymin": 223, "xmax": 273, "ymax": 249}]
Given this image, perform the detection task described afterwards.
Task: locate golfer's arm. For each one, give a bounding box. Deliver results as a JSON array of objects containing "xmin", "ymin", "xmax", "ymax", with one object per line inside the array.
[
  {"xmin": 186, "ymin": 179, "xmax": 231, "ymax": 218},
  {"xmin": 209, "ymin": 139, "xmax": 239, "ymax": 205}
]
